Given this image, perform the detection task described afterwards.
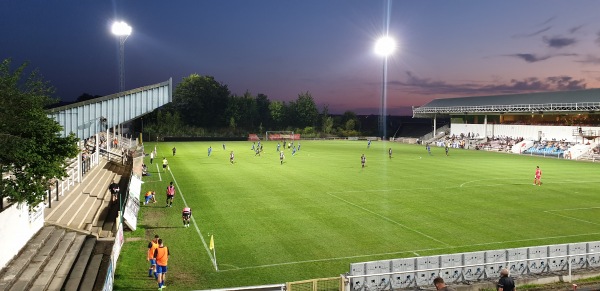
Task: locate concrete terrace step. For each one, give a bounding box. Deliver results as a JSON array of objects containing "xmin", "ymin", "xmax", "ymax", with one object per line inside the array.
[
  {"xmin": 88, "ymin": 163, "xmax": 128, "ymax": 238},
  {"xmin": 64, "ymin": 236, "xmax": 96, "ymax": 290},
  {"xmin": 45, "ymin": 159, "xmax": 127, "ymax": 237},
  {"xmin": 29, "ymin": 231, "xmax": 78, "ymax": 290},
  {"xmin": 79, "ymin": 254, "xmax": 103, "ymax": 291},
  {"xmin": 0, "ymin": 227, "xmax": 55, "ymax": 290},
  {"xmin": 46, "ymin": 234, "xmax": 87, "ymax": 291},
  {"xmin": 9, "ymin": 228, "xmax": 66, "ymax": 291}
]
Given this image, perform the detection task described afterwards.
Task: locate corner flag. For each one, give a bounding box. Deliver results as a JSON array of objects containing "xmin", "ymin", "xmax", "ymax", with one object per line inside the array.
[{"xmin": 209, "ymin": 234, "xmax": 218, "ymax": 271}]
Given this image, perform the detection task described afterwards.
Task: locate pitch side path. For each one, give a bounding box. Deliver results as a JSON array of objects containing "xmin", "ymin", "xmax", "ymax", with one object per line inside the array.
[{"xmin": 114, "ymin": 140, "xmax": 600, "ymax": 290}]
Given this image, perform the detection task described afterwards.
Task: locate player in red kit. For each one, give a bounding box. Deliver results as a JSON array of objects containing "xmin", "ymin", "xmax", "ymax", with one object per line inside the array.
[{"xmin": 534, "ymin": 166, "xmax": 542, "ymax": 186}]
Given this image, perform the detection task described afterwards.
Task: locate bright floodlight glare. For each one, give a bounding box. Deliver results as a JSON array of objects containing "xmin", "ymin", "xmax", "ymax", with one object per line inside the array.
[
  {"xmin": 374, "ymin": 36, "xmax": 396, "ymax": 57},
  {"xmin": 111, "ymin": 21, "xmax": 132, "ymax": 36}
]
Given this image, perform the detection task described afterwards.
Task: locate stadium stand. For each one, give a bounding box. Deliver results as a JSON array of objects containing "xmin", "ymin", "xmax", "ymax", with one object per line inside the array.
[{"xmin": 0, "ymin": 145, "xmax": 129, "ymax": 290}]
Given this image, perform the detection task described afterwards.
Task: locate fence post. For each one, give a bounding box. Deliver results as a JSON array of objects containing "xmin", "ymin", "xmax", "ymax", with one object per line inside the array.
[
  {"xmin": 568, "ymin": 259, "xmax": 572, "ymax": 282},
  {"xmin": 340, "ymin": 275, "xmax": 347, "ymax": 291},
  {"xmin": 47, "ymin": 189, "xmax": 51, "ymax": 208},
  {"xmin": 56, "ymin": 180, "xmax": 59, "ymax": 201}
]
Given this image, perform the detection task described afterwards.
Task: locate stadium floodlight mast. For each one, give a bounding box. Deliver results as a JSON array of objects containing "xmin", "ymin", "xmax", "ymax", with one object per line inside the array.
[
  {"xmin": 374, "ymin": 35, "xmax": 396, "ymax": 140},
  {"xmin": 111, "ymin": 21, "xmax": 132, "ymax": 94}
]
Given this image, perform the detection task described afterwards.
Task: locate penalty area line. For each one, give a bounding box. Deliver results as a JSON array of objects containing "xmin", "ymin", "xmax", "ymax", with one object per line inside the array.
[
  {"xmin": 327, "ymin": 192, "xmax": 451, "ymax": 247},
  {"xmin": 543, "ymin": 210, "xmax": 600, "ymax": 226}
]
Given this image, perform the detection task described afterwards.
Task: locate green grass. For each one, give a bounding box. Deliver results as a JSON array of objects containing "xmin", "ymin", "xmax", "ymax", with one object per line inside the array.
[{"xmin": 114, "ymin": 140, "xmax": 600, "ymax": 290}]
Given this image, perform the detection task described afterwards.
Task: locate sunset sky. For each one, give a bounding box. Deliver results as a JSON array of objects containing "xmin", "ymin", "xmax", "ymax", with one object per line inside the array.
[{"xmin": 3, "ymin": 0, "xmax": 600, "ymax": 115}]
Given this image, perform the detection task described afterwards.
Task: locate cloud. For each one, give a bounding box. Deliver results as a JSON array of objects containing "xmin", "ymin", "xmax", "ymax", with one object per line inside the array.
[
  {"xmin": 512, "ymin": 26, "xmax": 552, "ymax": 38},
  {"xmin": 575, "ymin": 55, "xmax": 600, "ymax": 65},
  {"xmin": 543, "ymin": 36, "xmax": 577, "ymax": 48},
  {"xmin": 504, "ymin": 53, "xmax": 578, "ymax": 63},
  {"xmin": 596, "ymin": 31, "xmax": 600, "ymax": 46},
  {"xmin": 540, "ymin": 16, "xmax": 556, "ymax": 26},
  {"xmin": 508, "ymin": 53, "xmax": 551, "ymax": 63},
  {"xmin": 545, "ymin": 76, "xmax": 587, "ymax": 90},
  {"xmin": 568, "ymin": 24, "xmax": 585, "ymax": 34},
  {"xmin": 392, "ymin": 71, "xmax": 586, "ymax": 96}
]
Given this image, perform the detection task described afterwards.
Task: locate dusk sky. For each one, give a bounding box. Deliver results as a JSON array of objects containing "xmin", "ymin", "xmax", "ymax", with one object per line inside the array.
[{"xmin": 3, "ymin": 1, "xmax": 600, "ymax": 115}]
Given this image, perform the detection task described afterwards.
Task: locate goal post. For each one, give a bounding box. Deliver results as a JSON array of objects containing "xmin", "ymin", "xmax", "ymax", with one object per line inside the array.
[{"xmin": 265, "ymin": 131, "xmax": 295, "ymax": 141}]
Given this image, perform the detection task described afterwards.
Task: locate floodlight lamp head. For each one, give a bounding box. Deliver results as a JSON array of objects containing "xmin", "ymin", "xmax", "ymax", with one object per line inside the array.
[
  {"xmin": 374, "ymin": 36, "xmax": 396, "ymax": 57},
  {"xmin": 111, "ymin": 21, "xmax": 132, "ymax": 36}
]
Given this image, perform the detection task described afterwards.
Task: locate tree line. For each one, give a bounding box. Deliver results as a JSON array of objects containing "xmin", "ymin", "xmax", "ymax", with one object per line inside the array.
[{"xmin": 139, "ymin": 74, "xmax": 368, "ymax": 138}]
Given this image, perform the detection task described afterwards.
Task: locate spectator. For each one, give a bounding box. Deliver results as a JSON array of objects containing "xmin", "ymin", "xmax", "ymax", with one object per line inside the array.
[
  {"xmin": 153, "ymin": 238, "xmax": 170, "ymax": 289},
  {"xmin": 147, "ymin": 235, "xmax": 159, "ymax": 279},
  {"xmin": 497, "ymin": 268, "xmax": 515, "ymax": 291},
  {"xmin": 433, "ymin": 277, "xmax": 455, "ymax": 291},
  {"xmin": 142, "ymin": 163, "xmax": 149, "ymax": 176},
  {"xmin": 108, "ymin": 180, "xmax": 120, "ymax": 203},
  {"xmin": 144, "ymin": 190, "xmax": 156, "ymax": 205}
]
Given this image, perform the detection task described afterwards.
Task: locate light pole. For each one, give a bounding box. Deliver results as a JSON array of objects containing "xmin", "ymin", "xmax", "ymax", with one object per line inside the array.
[
  {"xmin": 111, "ymin": 21, "xmax": 131, "ymax": 225},
  {"xmin": 111, "ymin": 21, "xmax": 132, "ymax": 94},
  {"xmin": 374, "ymin": 36, "xmax": 396, "ymax": 140}
]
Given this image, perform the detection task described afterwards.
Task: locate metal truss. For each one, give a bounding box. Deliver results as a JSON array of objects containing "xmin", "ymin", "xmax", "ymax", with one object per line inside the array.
[{"xmin": 413, "ymin": 102, "xmax": 600, "ymax": 118}]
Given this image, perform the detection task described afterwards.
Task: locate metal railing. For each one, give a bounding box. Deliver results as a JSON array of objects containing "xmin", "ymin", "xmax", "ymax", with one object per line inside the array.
[{"xmin": 345, "ymin": 251, "xmax": 600, "ymax": 291}]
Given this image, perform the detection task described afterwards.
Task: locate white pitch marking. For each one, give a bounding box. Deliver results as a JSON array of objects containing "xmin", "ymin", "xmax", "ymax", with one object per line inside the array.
[
  {"xmin": 168, "ymin": 170, "xmax": 218, "ymax": 270},
  {"xmin": 543, "ymin": 210, "xmax": 600, "ymax": 226},
  {"xmin": 327, "ymin": 192, "xmax": 451, "ymax": 247},
  {"xmin": 460, "ymin": 178, "xmax": 512, "ymax": 188},
  {"xmin": 546, "ymin": 206, "xmax": 600, "ymax": 212},
  {"xmin": 217, "ymin": 231, "xmax": 600, "ymax": 272},
  {"xmin": 156, "ymin": 163, "xmax": 162, "ymax": 181}
]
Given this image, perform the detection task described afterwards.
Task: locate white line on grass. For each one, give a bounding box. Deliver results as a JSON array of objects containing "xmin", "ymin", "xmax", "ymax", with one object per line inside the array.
[
  {"xmin": 546, "ymin": 206, "xmax": 600, "ymax": 212},
  {"xmin": 460, "ymin": 179, "xmax": 600, "ymax": 188},
  {"xmin": 543, "ymin": 210, "xmax": 600, "ymax": 226},
  {"xmin": 217, "ymin": 231, "xmax": 600, "ymax": 272},
  {"xmin": 168, "ymin": 169, "xmax": 218, "ymax": 270},
  {"xmin": 156, "ymin": 163, "xmax": 162, "ymax": 181},
  {"xmin": 460, "ymin": 178, "xmax": 510, "ymax": 187},
  {"xmin": 326, "ymin": 192, "xmax": 451, "ymax": 247}
]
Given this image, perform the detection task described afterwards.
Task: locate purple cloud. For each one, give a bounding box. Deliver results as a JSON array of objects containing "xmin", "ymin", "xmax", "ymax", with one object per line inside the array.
[
  {"xmin": 543, "ymin": 36, "xmax": 577, "ymax": 48},
  {"xmin": 391, "ymin": 71, "xmax": 586, "ymax": 96},
  {"xmin": 505, "ymin": 53, "xmax": 577, "ymax": 63},
  {"xmin": 569, "ymin": 24, "xmax": 585, "ymax": 34},
  {"xmin": 512, "ymin": 26, "xmax": 552, "ymax": 38}
]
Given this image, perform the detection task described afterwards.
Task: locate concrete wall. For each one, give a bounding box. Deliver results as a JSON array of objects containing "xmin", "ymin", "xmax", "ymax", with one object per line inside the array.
[
  {"xmin": 0, "ymin": 203, "xmax": 44, "ymax": 270},
  {"xmin": 451, "ymin": 124, "xmax": 600, "ymax": 142}
]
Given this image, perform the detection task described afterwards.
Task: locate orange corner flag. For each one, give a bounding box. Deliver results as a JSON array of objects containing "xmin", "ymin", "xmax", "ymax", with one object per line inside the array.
[{"xmin": 209, "ymin": 235, "xmax": 214, "ymax": 251}]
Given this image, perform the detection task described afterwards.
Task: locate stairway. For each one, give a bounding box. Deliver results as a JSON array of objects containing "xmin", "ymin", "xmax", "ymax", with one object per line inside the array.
[{"xmin": 0, "ymin": 226, "xmax": 112, "ymax": 291}]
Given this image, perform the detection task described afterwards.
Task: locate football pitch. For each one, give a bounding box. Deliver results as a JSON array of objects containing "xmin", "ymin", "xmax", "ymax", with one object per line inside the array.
[{"xmin": 115, "ymin": 140, "xmax": 600, "ymax": 290}]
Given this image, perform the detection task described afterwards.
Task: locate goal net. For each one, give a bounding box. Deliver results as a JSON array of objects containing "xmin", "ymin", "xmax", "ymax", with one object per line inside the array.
[{"xmin": 265, "ymin": 131, "xmax": 295, "ymax": 141}]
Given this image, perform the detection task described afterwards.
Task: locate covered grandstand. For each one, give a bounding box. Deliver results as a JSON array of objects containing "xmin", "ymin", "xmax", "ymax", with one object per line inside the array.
[{"xmin": 412, "ymin": 88, "xmax": 600, "ymax": 160}]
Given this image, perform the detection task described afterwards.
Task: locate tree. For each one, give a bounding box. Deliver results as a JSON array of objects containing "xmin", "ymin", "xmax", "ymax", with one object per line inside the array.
[
  {"xmin": 255, "ymin": 93, "xmax": 271, "ymax": 129},
  {"xmin": 289, "ymin": 92, "xmax": 319, "ymax": 128},
  {"xmin": 320, "ymin": 105, "xmax": 333, "ymax": 135},
  {"xmin": 269, "ymin": 100, "xmax": 287, "ymax": 129},
  {"xmin": 224, "ymin": 91, "xmax": 258, "ymax": 131},
  {"xmin": 173, "ymin": 74, "xmax": 230, "ymax": 128},
  {"xmin": 0, "ymin": 59, "xmax": 79, "ymax": 208},
  {"xmin": 322, "ymin": 116, "xmax": 334, "ymax": 135}
]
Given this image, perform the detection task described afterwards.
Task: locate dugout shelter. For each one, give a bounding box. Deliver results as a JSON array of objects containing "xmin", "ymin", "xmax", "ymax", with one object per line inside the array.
[{"xmin": 412, "ymin": 88, "xmax": 600, "ymax": 142}]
